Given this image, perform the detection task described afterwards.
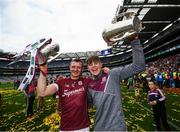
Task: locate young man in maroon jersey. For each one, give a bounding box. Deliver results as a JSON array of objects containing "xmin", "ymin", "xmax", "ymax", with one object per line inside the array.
[{"xmin": 37, "ymin": 58, "xmax": 91, "ymax": 131}]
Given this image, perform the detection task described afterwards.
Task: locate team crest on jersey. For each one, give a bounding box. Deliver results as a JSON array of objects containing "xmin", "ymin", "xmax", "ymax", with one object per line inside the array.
[
  {"xmin": 101, "ymin": 76, "xmax": 107, "ymax": 84},
  {"xmin": 78, "ymin": 81, "xmax": 83, "ymax": 86}
]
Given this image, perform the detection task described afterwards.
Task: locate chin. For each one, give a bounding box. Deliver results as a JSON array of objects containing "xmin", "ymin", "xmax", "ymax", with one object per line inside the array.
[{"xmin": 92, "ymin": 72, "xmax": 99, "ymax": 76}]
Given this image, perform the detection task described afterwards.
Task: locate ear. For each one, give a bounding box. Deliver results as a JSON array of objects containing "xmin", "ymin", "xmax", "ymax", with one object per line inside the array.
[
  {"xmin": 81, "ymin": 65, "xmax": 83, "ymax": 71},
  {"xmin": 87, "ymin": 65, "xmax": 90, "ymax": 71},
  {"xmin": 69, "ymin": 64, "xmax": 71, "ymax": 70}
]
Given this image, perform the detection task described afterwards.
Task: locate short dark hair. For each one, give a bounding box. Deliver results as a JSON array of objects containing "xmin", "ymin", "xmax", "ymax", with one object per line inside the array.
[
  {"xmin": 71, "ymin": 58, "xmax": 83, "ymax": 67},
  {"xmin": 148, "ymin": 80, "xmax": 157, "ymax": 85},
  {"xmin": 86, "ymin": 55, "xmax": 101, "ymax": 65}
]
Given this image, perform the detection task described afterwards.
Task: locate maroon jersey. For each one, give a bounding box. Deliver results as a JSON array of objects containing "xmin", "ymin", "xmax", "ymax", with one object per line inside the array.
[{"xmin": 56, "ymin": 77, "xmax": 91, "ymax": 131}]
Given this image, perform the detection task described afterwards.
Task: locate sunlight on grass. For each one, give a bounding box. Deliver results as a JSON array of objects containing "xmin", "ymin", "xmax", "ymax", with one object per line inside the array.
[
  {"xmin": 0, "ymin": 85, "xmax": 179, "ymax": 131},
  {"xmin": 43, "ymin": 112, "xmax": 60, "ymax": 131}
]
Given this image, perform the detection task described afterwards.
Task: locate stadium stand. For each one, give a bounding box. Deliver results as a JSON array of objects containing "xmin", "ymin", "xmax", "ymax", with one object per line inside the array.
[{"xmin": 0, "ymin": 0, "xmax": 179, "ymax": 79}]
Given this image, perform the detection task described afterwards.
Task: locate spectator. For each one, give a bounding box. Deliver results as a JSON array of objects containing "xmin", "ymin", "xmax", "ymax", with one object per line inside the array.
[
  {"xmin": 169, "ymin": 70, "xmax": 175, "ymax": 88},
  {"xmin": 25, "ymin": 80, "xmax": 36, "ymax": 118},
  {"xmin": 164, "ymin": 70, "xmax": 170, "ymax": 88},
  {"xmin": 141, "ymin": 76, "xmax": 149, "ymax": 93},
  {"xmin": 147, "ymin": 80, "xmax": 170, "ymax": 131},
  {"xmin": 156, "ymin": 72, "xmax": 164, "ymax": 89}
]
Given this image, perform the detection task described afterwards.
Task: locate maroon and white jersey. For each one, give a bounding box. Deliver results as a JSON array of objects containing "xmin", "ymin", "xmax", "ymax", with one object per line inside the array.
[{"xmin": 55, "ymin": 77, "xmax": 91, "ymax": 131}]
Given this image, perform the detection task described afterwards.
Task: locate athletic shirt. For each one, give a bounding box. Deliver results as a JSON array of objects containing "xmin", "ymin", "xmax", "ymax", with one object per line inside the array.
[
  {"xmin": 148, "ymin": 88, "xmax": 165, "ymax": 102},
  {"xmin": 55, "ymin": 77, "xmax": 91, "ymax": 131},
  {"xmin": 165, "ymin": 73, "xmax": 170, "ymax": 79},
  {"xmin": 173, "ymin": 72, "xmax": 177, "ymax": 79},
  {"xmin": 147, "ymin": 88, "xmax": 166, "ymax": 109}
]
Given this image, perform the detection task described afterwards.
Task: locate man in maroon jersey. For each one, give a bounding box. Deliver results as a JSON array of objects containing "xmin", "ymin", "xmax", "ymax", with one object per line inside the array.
[{"xmin": 37, "ymin": 58, "xmax": 91, "ymax": 131}]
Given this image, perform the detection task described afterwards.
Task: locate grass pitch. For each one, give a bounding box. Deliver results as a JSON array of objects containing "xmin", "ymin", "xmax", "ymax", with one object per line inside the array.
[{"xmin": 0, "ymin": 83, "xmax": 179, "ymax": 131}]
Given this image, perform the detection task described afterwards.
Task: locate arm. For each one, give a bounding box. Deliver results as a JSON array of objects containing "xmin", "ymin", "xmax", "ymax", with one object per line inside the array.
[
  {"xmin": 102, "ymin": 67, "xmax": 110, "ymax": 74},
  {"xmin": 156, "ymin": 89, "xmax": 166, "ymax": 103},
  {"xmin": 147, "ymin": 92, "xmax": 156, "ymax": 106},
  {"xmin": 111, "ymin": 35, "xmax": 146, "ymax": 81},
  {"xmin": 37, "ymin": 64, "xmax": 58, "ymax": 97}
]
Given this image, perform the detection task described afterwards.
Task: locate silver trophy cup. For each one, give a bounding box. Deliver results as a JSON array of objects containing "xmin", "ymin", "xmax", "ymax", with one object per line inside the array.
[
  {"xmin": 38, "ymin": 39, "xmax": 60, "ymax": 65},
  {"xmin": 102, "ymin": 12, "xmax": 144, "ymax": 46},
  {"xmin": 16, "ymin": 38, "xmax": 60, "ymax": 92}
]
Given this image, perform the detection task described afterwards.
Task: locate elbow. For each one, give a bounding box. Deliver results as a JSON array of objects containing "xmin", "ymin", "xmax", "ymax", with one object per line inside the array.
[
  {"xmin": 36, "ymin": 87, "xmax": 46, "ymax": 97},
  {"xmin": 137, "ymin": 63, "xmax": 146, "ymax": 73},
  {"xmin": 141, "ymin": 63, "xmax": 146, "ymax": 72},
  {"xmin": 131, "ymin": 63, "xmax": 146, "ymax": 75}
]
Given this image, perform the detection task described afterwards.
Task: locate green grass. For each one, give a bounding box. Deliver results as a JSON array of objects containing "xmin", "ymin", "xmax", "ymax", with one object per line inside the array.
[
  {"xmin": 0, "ymin": 82, "xmax": 14, "ymax": 89},
  {"xmin": 0, "ymin": 84, "xmax": 180, "ymax": 131},
  {"xmin": 122, "ymin": 86, "xmax": 180, "ymax": 131}
]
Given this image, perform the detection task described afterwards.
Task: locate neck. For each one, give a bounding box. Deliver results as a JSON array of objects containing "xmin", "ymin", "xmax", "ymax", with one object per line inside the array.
[
  {"xmin": 93, "ymin": 71, "xmax": 102, "ymax": 79},
  {"xmin": 70, "ymin": 75, "xmax": 80, "ymax": 80}
]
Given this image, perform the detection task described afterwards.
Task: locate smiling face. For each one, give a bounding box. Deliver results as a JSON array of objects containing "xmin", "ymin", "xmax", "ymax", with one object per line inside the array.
[
  {"xmin": 87, "ymin": 56, "xmax": 102, "ymax": 76},
  {"xmin": 70, "ymin": 59, "xmax": 83, "ymax": 80},
  {"xmin": 88, "ymin": 61, "xmax": 102, "ymax": 76},
  {"xmin": 148, "ymin": 81, "xmax": 156, "ymax": 91}
]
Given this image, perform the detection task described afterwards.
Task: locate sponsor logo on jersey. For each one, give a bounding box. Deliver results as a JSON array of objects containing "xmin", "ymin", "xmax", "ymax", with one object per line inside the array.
[{"xmin": 62, "ymin": 87, "xmax": 85, "ymax": 97}]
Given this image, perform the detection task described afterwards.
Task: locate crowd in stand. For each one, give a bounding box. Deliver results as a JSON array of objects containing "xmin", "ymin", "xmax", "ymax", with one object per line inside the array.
[
  {"xmin": 147, "ymin": 54, "xmax": 179, "ymax": 88},
  {"xmin": 126, "ymin": 54, "xmax": 180, "ymax": 93}
]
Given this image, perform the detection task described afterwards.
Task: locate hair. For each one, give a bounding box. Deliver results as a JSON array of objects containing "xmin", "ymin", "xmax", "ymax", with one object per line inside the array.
[
  {"xmin": 86, "ymin": 55, "xmax": 101, "ymax": 65},
  {"xmin": 148, "ymin": 80, "xmax": 157, "ymax": 85},
  {"xmin": 71, "ymin": 58, "xmax": 83, "ymax": 67}
]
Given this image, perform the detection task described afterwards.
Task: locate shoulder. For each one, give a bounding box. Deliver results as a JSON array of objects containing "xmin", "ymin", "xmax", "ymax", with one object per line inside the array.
[
  {"xmin": 56, "ymin": 77, "xmax": 70, "ymax": 84},
  {"xmin": 80, "ymin": 76, "xmax": 92, "ymax": 84},
  {"xmin": 156, "ymin": 88, "xmax": 164, "ymax": 94}
]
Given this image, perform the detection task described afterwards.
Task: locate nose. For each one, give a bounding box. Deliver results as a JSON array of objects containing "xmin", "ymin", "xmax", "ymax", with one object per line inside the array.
[
  {"xmin": 74, "ymin": 67, "xmax": 78, "ymax": 71},
  {"xmin": 91, "ymin": 62, "xmax": 97, "ymax": 67}
]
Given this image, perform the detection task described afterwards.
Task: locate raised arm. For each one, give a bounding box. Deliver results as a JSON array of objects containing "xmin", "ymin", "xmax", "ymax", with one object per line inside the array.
[
  {"xmin": 111, "ymin": 35, "xmax": 146, "ymax": 81},
  {"xmin": 37, "ymin": 64, "xmax": 58, "ymax": 97}
]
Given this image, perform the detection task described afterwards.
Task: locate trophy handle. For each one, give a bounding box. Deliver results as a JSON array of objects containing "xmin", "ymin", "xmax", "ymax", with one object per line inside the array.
[
  {"xmin": 122, "ymin": 12, "xmax": 136, "ymax": 20},
  {"xmin": 109, "ymin": 31, "xmax": 136, "ymax": 42},
  {"xmin": 15, "ymin": 38, "xmax": 60, "ymax": 96},
  {"xmin": 102, "ymin": 12, "xmax": 145, "ymax": 46}
]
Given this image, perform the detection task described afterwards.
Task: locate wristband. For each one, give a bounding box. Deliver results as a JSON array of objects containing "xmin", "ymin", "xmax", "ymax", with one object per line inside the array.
[
  {"xmin": 41, "ymin": 70, "xmax": 47, "ymax": 77},
  {"xmin": 39, "ymin": 62, "xmax": 47, "ymax": 66},
  {"xmin": 39, "ymin": 65, "xmax": 47, "ymax": 77}
]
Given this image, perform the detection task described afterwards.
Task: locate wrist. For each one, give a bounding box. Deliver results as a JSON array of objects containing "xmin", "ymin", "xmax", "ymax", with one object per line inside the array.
[
  {"xmin": 131, "ymin": 39, "xmax": 140, "ymax": 45},
  {"xmin": 40, "ymin": 70, "xmax": 47, "ymax": 77},
  {"xmin": 39, "ymin": 65, "xmax": 48, "ymax": 76},
  {"xmin": 39, "ymin": 62, "xmax": 47, "ymax": 66}
]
